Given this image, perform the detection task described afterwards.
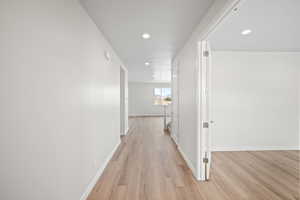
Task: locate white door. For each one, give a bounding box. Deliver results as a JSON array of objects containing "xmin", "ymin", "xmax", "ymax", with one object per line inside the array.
[
  {"xmin": 171, "ymin": 61, "xmax": 179, "ymax": 144},
  {"xmin": 198, "ymin": 40, "xmax": 212, "ymax": 181}
]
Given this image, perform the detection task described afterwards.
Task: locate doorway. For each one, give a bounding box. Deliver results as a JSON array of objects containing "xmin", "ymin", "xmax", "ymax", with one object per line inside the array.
[
  {"xmin": 197, "ymin": 0, "xmax": 300, "ymax": 182},
  {"xmin": 196, "ymin": 0, "xmax": 242, "ymax": 181}
]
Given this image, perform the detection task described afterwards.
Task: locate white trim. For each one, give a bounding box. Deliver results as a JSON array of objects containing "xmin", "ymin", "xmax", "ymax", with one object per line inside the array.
[
  {"xmin": 125, "ymin": 127, "xmax": 129, "ymax": 135},
  {"xmin": 80, "ymin": 140, "xmax": 121, "ymax": 200},
  {"xmin": 128, "ymin": 81, "xmax": 171, "ymax": 84},
  {"xmin": 211, "ymin": 49, "xmax": 300, "ymax": 53},
  {"xmin": 212, "ymin": 146, "xmax": 300, "ymax": 152},
  {"xmin": 197, "ymin": 40, "xmax": 213, "ymax": 181},
  {"xmin": 120, "ymin": 127, "xmax": 129, "ymax": 136},
  {"xmin": 120, "ymin": 66, "xmax": 128, "ymax": 137},
  {"xmin": 120, "ymin": 64, "xmax": 128, "ymax": 72},
  {"xmin": 177, "ymin": 146, "xmax": 197, "ymax": 179},
  {"xmin": 194, "ymin": 0, "xmax": 241, "ymax": 182},
  {"xmin": 129, "ymin": 114, "xmax": 168, "ymax": 117},
  {"xmin": 171, "ymin": 133, "xmax": 178, "ymax": 146},
  {"xmin": 171, "ymin": 60, "xmax": 180, "ymax": 152}
]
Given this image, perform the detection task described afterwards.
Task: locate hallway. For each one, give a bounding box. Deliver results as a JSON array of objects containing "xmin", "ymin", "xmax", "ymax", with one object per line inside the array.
[
  {"xmin": 1, "ymin": 1, "xmax": 299, "ymax": 199},
  {"xmin": 87, "ymin": 117, "xmax": 195, "ymax": 200},
  {"xmin": 88, "ymin": 117, "xmax": 300, "ymax": 200}
]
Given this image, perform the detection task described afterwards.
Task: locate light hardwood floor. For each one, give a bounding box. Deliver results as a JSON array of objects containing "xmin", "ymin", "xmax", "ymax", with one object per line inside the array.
[{"xmin": 88, "ymin": 117, "xmax": 300, "ymax": 200}]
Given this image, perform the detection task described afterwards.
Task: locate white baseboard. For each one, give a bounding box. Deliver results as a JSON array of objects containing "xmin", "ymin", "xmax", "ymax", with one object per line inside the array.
[
  {"xmin": 129, "ymin": 114, "xmax": 165, "ymax": 117},
  {"xmin": 171, "ymin": 134, "xmax": 178, "ymax": 146},
  {"xmin": 120, "ymin": 125, "xmax": 130, "ymax": 136},
  {"xmin": 177, "ymin": 145, "xmax": 197, "ymax": 178},
  {"xmin": 120, "ymin": 127, "xmax": 129, "ymax": 136},
  {"xmin": 80, "ymin": 140, "xmax": 121, "ymax": 200},
  {"xmin": 212, "ymin": 146, "xmax": 300, "ymax": 152}
]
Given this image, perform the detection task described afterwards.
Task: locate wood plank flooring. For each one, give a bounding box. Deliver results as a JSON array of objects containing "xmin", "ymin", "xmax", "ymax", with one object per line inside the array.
[{"xmin": 88, "ymin": 117, "xmax": 300, "ymax": 200}]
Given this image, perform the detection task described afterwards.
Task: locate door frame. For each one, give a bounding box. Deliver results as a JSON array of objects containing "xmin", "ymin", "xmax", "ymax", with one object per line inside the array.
[
  {"xmin": 195, "ymin": 0, "xmax": 242, "ymax": 181},
  {"xmin": 120, "ymin": 65, "xmax": 129, "ymax": 136},
  {"xmin": 197, "ymin": 40, "xmax": 212, "ymax": 181},
  {"xmin": 171, "ymin": 60, "xmax": 180, "ymax": 145}
]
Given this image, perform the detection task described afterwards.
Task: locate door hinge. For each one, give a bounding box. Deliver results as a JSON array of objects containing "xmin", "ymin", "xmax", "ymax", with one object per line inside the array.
[
  {"xmin": 203, "ymin": 122, "xmax": 209, "ymax": 128},
  {"xmin": 203, "ymin": 51, "xmax": 209, "ymax": 57},
  {"xmin": 203, "ymin": 152, "xmax": 209, "ymax": 181}
]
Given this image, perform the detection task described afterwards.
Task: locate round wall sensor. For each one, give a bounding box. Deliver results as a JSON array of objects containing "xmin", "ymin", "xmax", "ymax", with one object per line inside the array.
[{"xmin": 104, "ymin": 51, "xmax": 111, "ymax": 61}]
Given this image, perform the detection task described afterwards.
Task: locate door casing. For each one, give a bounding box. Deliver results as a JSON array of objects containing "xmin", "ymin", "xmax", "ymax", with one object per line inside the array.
[{"xmin": 195, "ymin": 0, "xmax": 242, "ymax": 181}]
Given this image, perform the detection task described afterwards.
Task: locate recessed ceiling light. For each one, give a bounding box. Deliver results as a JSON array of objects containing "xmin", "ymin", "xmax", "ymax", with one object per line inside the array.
[
  {"xmin": 241, "ymin": 29, "xmax": 252, "ymax": 35},
  {"xmin": 142, "ymin": 33, "xmax": 151, "ymax": 39},
  {"xmin": 145, "ymin": 62, "xmax": 150, "ymax": 66}
]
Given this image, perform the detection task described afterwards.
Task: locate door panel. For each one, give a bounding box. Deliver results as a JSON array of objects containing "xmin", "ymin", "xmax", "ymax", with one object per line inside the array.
[{"xmin": 198, "ymin": 41, "xmax": 212, "ymax": 181}]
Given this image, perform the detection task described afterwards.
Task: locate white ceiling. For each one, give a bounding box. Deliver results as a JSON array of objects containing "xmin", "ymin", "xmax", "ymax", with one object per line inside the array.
[
  {"xmin": 81, "ymin": 0, "xmax": 214, "ymax": 82},
  {"xmin": 210, "ymin": 0, "xmax": 300, "ymax": 51}
]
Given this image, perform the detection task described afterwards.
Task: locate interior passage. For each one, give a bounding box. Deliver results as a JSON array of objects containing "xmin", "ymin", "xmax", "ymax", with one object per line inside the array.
[{"xmin": 88, "ymin": 117, "xmax": 300, "ymax": 200}]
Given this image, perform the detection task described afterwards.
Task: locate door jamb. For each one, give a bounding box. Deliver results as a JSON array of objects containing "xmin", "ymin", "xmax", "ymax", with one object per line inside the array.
[
  {"xmin": 171, "ymin": 60, "xmax": 180, "ymax": 146},
  {"xmin": 195, "ymin": 0, "xmax": 242, "ymax": 181},
  {"xmin": 120, "ymin": 65, "xmax": 129, "ymax": 136}
]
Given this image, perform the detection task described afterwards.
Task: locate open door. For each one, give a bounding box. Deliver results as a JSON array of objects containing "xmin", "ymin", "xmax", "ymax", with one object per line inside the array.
[{"xmin": 198, "ymin": 40, "xmax": 212, "ymax": 181}]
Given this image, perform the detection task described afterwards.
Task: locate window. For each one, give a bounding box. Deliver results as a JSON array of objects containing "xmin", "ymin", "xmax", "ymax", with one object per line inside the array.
[
  {"xmin": 162, "ymin": 88, "xmax": 171, "ymax": 98},
  {"xmin": 154, "ymin": 88, "xmax": 171, "ymax": 99},
  {"xmin": 154, "ymin": 88, "xmax": 162, "ymax": 97},
  {"xmin": 154, "ymin": 88, "xmax": 171, "ymax": 105}
]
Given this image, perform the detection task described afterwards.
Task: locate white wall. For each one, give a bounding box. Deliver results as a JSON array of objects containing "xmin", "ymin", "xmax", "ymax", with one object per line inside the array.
[
  {"xmin": 211, "ymin": 51, "xmax": 300, "ymax": 151},
  {"xmin": 128, "ymin": 82, "xmax": 171, "ymax": 116},
  {"xmin": 174, "ymin": 47, "xmax": 199, "ymax": 172},
  {"xmin": 298, "ymin": 67, "xmax": 300, "ymax": 144},
  {"xmin": 0, "ymin": 0, "xmax": 124, "ymax": 199}
]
